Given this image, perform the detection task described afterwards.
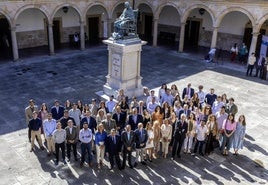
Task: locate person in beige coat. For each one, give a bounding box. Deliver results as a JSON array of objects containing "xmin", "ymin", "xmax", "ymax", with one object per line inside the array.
[
  {"xmin": 161, "ymin": 118, "xmax": 172, "ymax": 158},
  {"xmin": 25, "ymin": 99, "xmax": 38, "ymax": 142},
  {"xmin": 102, "ymin": 113, "xmax": 117, "ymax": 135}
]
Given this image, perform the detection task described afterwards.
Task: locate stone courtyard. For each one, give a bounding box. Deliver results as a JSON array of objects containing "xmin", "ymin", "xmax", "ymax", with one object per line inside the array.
[{"xmin": 0, "ymin": 45, "xmax": 267, "ymax": 184}]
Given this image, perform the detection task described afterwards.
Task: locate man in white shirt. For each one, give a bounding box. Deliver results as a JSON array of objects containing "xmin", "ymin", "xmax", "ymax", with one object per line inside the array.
[
  {"xmin": 43, "ymin": 113, "xmax": 57, "ymax": 156},
  {"xmin": 197, "ymin": 85, "xmax": 206, "ymax": 108},
  {"xmin": 79, "ymin": 122, "xmax": 93, "ymax": 167},
  {"xmin": 106, "ymin": 95, "xmax": 117, "ymax": 113},
  {"xmin": 192, "ymin": 119, "xmax": 207, "ymax": 156},
  {"xmin": 69, "ymin": 103, "xmax": 81, "ymax": 130},
  {"xmin": 246, "ymin": 52, "xmax": 256, "ymax": 76}
]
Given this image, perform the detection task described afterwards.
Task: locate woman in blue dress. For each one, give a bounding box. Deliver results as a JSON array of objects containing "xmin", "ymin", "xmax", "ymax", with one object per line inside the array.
[{"xmin": 233, "ymin": 115, "xmax": 246, "ymax": 155}]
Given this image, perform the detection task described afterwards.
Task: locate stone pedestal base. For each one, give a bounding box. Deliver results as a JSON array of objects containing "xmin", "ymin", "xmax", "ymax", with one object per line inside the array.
[{"xmin": 100, "ymin": 39, "xmax": 146, "ymax": 99}]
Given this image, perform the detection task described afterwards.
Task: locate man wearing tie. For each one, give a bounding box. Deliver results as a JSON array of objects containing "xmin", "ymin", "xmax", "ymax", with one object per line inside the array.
[
  {"xmin": 121, "ymin": 124, "xmax": 136, "ymax": 169},
  {"xmin": 65, "ymin": 120, "xmax": 78, "ymax": 162},
  {"xmin": 105, "ymin": 128, "xmax": 122, "ymax": 170},
  {"xmin": 171, "ymin": 114, "xmax": 188, "ymax": 159},
  {"xmin": 112, "ymin": 106, "xmax": 126, "ymax": 133},
  {"xmin": 127, "ymin": 108, "xmax": 143, "ymax": 131},
  {"xmin": 182, "ymin": 83, "xmax": 194, "ymax": 100},
  {"xmin": 102, "ymin": 113, "xmax": 117, "ymax": 135},
  {"xmin": 50, "ymin": 100, "xmax": 64, "ymax": 121},
  {"xmin": 134, "ymin": 123, "xmax": 148, "ymax": 166}
]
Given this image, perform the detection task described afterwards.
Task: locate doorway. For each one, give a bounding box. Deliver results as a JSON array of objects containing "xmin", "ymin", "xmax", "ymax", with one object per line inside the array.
[
  {"xmin": 144, "ymin": 15, "xmax": 153, "ymax": 44},
  {"xmin": 52, "ymin": 20, "xmax": 61, "ymax": 49},
  {"xmin": 88, "ymin": 17, "xmax": 99, "ymax": 45},
  {"xmin": 184, "ymin": 19, "xmax": 200, "ymax": 48},
  {"xmin": 0, "ymin": 18, "xmax": 12, "ymax": 60}
]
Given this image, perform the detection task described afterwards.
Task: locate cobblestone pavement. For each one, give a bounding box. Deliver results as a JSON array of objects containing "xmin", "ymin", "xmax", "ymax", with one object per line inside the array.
[{"xmin": 0, "ymin": 45, "xmax": 267, "ymax": 185}]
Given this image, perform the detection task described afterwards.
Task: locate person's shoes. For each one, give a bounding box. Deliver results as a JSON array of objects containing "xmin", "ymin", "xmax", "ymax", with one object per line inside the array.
[
  {"xmin": 187, "ymin": 151, "xmax": 191, "ymax": 154},
  {"xmin": 191, "ymin": 153, "xmax": 196, "ymax": 156},
  {"xmin": 89, "ymin": 162, "xmax": 93, "ymax": 167},
  {"xmin": 129, "ymin": 165, "xmax": 134, "ymax": 169},
  {"xmin": 133, "ymin": 162, "xmax": 138, "ymax": 167},
  {"xmin": 40, "ymin": 146, "xmax": 45, "ymax": 150},
  {"xmin": 177, "ymin": 154, "xmax": 181, "ymax": 158},
  {"xmin": 74, "ymin": 157, "xmax": 78, "ymax": 161},
  {"xmin": 30, "ymin": 148, "xmax": 34, "ymax": 152},
  {"xmin": 47, "ymin": 152, "xmax": 51, "ymax": 157},
  {"xmin": 171, "ymin": 157, "xmax": 174, "ymax": 160},
  {"xmin": 54, "ymin": 161, "xmax": 59, "ymax": 166},
  {"xmin": 67, "ymin": 158, "xmax": 70, "ymax": 162},
  {"xmin": 63, "ymin": 160, "xmax": 67, "ymax": 165},
  {"xmin": 80, "ymin": 162, "xmax": 84, "ymax": 168},
  {"xmin": 141, "ymin": 161, "xmax": 147, "ymax": 165},
  {"xmin": 199, "ymin": 152, "xmax": 204, "ymax": 156}
]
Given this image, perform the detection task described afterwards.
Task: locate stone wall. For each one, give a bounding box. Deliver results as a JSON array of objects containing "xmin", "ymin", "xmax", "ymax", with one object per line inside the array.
[
  {"xmin": 17, "ymin": 30, "xmax": 47, "ymax": 49},
  {"xmin": 158, "ymin": 24, "xmax": 180, "ymax": 41},
  {"xmin": 62, "ymin": 26, "xmax": 80, "ymax": 43},
  {"xmin": 217, "ymin": 32, "xmax": 243, "ymax": 51}
]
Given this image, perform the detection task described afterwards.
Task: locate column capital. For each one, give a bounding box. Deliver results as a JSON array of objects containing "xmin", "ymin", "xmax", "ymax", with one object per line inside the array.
[
  {"xmin": 213, "ymin": 26, "xmax": 219, "ymax": 29},
  {"xmin": 153, "ymin": 18, "xmax": 159, "ymax": 22},
  {"xmin": 48, "ymin": 23, "xmax": 53, "ymax": 27},
  {"xmin": 79, "ymin": 21, "xmax": 85, "ymax": 25},
  {"xmin": 252, "ymin": 32, "xmax": 260, "ymax": 36},
  {"xmin": 11, "ymin": 26, "xmax": 16, "ymax": 31},
  {"xmin": 180, "ymin": 22, "xmax": 186, "ymax": 26}
]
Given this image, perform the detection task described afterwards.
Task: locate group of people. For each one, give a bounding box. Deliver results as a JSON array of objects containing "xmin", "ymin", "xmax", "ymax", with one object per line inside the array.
[
  {"xmin": 246, "ymin": 52, "xmax": 267, "ymax": 80},
  {"xmin": 25, "ymin": 84, "xmax": 246, "ymax": 170},
  {"xmin": 230, "ymin": 43, "xmax": 248, "ymax": 64}
]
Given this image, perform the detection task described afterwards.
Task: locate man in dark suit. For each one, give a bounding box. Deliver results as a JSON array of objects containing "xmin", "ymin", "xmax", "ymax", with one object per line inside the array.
[
  {"xmin": 171, "ymin": 114, "xmax": 188, "ymax": 159},
  {"xmin": 127, "ymin": 108, "xmax": 143, "ymax": 131},
  {"xmin": 136, "ymin": 100, "xmax": 147, "ymax": 115},
  {"xmin": 65, "ymin": 120, "xmax": 78, "ymax": 162},
  {"xmin": 121, "ymin": 124, "xmax": 136, "ymax": 169},
  {"xmin": 134, "ymin": 123, "xmax": 148, "ymax": 166},
  {"xmin": 51, "ymin": 100, "xmax": 64, "ymax": 121},
  {"xmin": 182, "ymin": 83, "xmax": 194, "ymax": 100},
  {"xmin": 80, "ymin": 110, "xmax": 97, "ymax": 134},
  {"xmin": 112, "ymin": 106, "xmax": 126, "ymax": 133},
  {"xmin": 60, "ymin": 110, "xmax": 76, "ymax": 129},
  {"xmin": 178, "ymin": 104, "xmax": 191, "ymax": 119},
  {"xmin": 105, "ymin": 128, "xmax": 122, "ymax": 170},
  {"xmin": 102, "ymin": 113, "xmax": 117, "ymax": 135}
]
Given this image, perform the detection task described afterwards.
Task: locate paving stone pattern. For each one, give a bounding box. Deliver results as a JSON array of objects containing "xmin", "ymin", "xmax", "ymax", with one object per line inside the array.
[{"xmin": 0, "ymin": 45, "xmax": 267, "ymax": 185}]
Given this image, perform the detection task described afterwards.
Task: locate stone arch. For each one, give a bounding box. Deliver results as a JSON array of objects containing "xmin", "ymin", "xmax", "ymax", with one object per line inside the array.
[
  {"xmin": 215, "ymin": 7, "xmax": 255, "ymax": 28},
  {"xmin": 181, "ymin": 4, "xmax": 215, "ymax": 24},
  {"xmin": 0, "ymin": 9, "xmax": 12, "ymax": 26},
  {"xmin": 257, "ymin": 13, "xmax": 268, "ymax": 32},
  {"xmin": 111, "ymin": 0, "xmax": 126, "ymax": 18},
  {"xmin": 50, "ymin": 3, "xmax": 82, "ymax": 23},
  {"xmin": 155, "ymin": 2, "xmax": 181, "ymax": 20},
  {"xmin": 14, "ymin": 4, "xmax": 50, "ymax": 24},
  {"xmin": 136, "ymin": 1, "xmax": 154, "ymax": 17},
  {"xmin": 83, "ymin": 2, "xmax": 109, "ymax": 20}
]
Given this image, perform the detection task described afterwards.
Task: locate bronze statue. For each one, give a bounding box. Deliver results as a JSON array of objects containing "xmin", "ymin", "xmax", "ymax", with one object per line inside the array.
[{"xmin": 112, "ymin": 1, "xmax": 139, "ymax": 40}]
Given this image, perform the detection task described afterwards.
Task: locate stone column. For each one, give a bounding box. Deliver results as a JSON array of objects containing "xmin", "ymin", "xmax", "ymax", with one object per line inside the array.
[
  {"xmin": 107, "ymin": 18, "xmax": 112, "ymax": 38},
  {"xmin": 153, "ymin": 18, "xmax": 158, "ymax": 47},
  {"xmin": 178, "ymin": 22, "xmax": 186, "ymax": 52},
  {"xmin": 80, "ymin": 21, "xmax": 85, "ymax": 50},
  {"xmin": 10, "ymin": 26, "xmax": 19, "ymax": 61},
  {"xmin": 211, "ymin": 27, "xmax": 218, "ymax": 49},
  {"xmin": 249, "ymin": 32, "xmax": 259, "ymax": 55},
  {"xmin": 48, "ymin": 23, "xmax": 54, "ymax": 55}
]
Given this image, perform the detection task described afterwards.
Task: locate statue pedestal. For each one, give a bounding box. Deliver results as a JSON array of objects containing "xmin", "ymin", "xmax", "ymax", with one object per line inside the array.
[{"xmin": 99, "ymin": 39, "xmax": 147, "ymax": 100}]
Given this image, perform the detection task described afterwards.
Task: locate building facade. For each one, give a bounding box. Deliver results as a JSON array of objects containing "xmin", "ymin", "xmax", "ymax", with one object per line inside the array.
[{"xmin": 0, "ymin": 0, "xmax": 268, "ymax": 61}]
